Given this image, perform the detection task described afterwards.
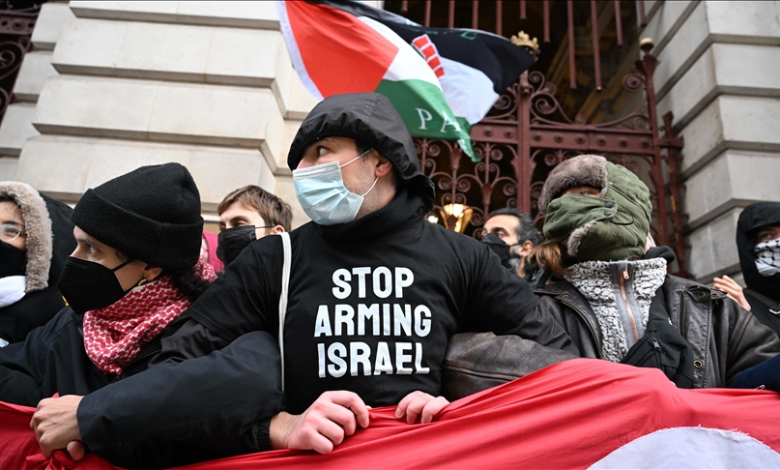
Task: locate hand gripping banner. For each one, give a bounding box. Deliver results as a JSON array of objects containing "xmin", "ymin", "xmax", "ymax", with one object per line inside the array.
[{"xmin": 3, "ymin": 359, "xmax": 780, "ymax": 469}]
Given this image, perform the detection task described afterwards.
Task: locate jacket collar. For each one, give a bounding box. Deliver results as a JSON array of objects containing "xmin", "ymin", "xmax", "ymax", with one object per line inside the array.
[{"xmin": 534, "ymin": 280, "xmax": 604, "ymax": 349}]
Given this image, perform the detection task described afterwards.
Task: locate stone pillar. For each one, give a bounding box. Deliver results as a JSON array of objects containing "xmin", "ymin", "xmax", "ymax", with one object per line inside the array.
[{"xmin": 642, "ymin": 1, "xmax": 780, "ymax": 284}]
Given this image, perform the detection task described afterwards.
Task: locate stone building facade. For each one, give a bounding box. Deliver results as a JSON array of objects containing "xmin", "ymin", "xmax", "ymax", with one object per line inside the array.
[
  {"xmin": 0, "ymin": 1, "xmax": 778, "ymax": 284},
  {"xmin": 643, "ymin": 1, "xmax": 780, "ymax": 284}
]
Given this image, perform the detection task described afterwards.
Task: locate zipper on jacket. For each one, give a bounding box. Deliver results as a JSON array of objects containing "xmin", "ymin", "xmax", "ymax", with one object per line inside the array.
[
  {"xmin": 117, "ymin": 349, "xmax": 162, "ymax": 381},
  {"xmin": 560, "ymin": 299, "xmax": 602, "ymax": 358},
  {"xmin": 619, "ymin": 269, "xmax": 640, "ymax": 342},
  {"xmin": 130, "ymin": 349, "xmax": 161, "ymax": 364},
  {"xmin": 679, "ymin": 288, "xmax": 688, "ymax": 337}
]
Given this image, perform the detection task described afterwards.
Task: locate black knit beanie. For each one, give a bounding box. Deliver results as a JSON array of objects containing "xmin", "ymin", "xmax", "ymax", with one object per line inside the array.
[{"xmin": 72, "ymin": 163, "xmax": 203, "ymax": 270}]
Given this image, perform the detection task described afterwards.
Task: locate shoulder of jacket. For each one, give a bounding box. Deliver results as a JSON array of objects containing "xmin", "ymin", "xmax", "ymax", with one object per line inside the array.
[
  {"xmin": 666, "ymin": 275, "xmax": 727, "ymax": 301},
  {"xmin": 533, "ymin": 279, "xmax": 575, "ymax": 296},
  {"xmin": 35, "ymin": 306, "xmax": 81, "ymax": 338}
]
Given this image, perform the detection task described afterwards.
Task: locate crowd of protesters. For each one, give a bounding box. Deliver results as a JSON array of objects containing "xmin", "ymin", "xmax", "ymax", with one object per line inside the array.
[{"xmin": 0, "ymin": 92, "xmax": 778, "ymax": 468}]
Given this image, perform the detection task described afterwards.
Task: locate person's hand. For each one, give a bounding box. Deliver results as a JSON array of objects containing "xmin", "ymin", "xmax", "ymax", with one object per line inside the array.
[
  {"xmin": 713, "ymin": 275, "xmax": 751, "ymax": 311},
  {"xmin": 395, "ymin": 391, "xmax": 449, "ymax": 424},
  {"xmin": 30, "ymin": 395, "xmax": 84, "ymax": 458},
  {"xmin": 269, "ymin": 391, "xmax": 370, "ymax": 454}
]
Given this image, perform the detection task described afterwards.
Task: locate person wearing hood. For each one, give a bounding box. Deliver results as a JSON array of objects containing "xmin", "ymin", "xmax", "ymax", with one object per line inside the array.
[
  {"xmin": 216, "ymin": 184, "xmax": 292, "ymax": 266},
  {"xmin": 41, "ymin": 92, "xmax": 575, "ymax": 457},
  {"xmin": 0, "ymin": 182, "xmax": 75, "ymax": 346},
  {"xmin": 0, "ymin": 164, "xmax": 285, "ymax": 469},
  {"xmin": 730, "ymin": 202, "xmax": 780, "ymax": 336},
  {"xmin": 531, "ymin": 154, "xmax": 779, "ymax": 389}
]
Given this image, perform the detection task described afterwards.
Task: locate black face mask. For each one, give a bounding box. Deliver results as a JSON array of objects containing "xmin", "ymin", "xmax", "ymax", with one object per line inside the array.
[
  {"xmin": 481, "ymin": 233, "xmax": 519, "ymax": 271},
  {"xmin": 217, "ymin": 226, "xmax": 259, "ymax": 266},
  {"xmin": 57, "ymin": 257, "xmax": 134, "ymax": 314},
  {"xmin": 0, "ymin": 240, "xmax": 26, "ymax": 278}
]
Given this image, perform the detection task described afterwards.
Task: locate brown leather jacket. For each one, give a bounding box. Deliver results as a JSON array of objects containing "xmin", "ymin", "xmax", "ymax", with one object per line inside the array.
[{"xmin": 534, "ymin": 275, "xmax": 780, "ymax": 388}]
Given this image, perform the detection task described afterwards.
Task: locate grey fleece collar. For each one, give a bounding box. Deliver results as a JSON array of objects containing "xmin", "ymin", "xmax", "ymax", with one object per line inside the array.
[{"xmin": 565, "ymin": 257, "xmax": 667, "ymax": 362}]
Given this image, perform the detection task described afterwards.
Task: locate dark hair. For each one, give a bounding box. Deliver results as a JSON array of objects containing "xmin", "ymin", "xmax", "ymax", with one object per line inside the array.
[
  {"xmin": 165, "ymin": 266, "xmax": 211, "ymax": 301},
  {"xmin": 490, "ymin": 208, "xmax": 541, "ymax": 245},
  {"xmin": 217, "ymin": 185, "xmax": 293, "ymax": 232},
  {"xmin": 356, "ymin": 141, "xmax": 372, "ymax": 156},
  {"xmin": 115, "ymin": 249, "xmax": 211, "ymax": 302}
]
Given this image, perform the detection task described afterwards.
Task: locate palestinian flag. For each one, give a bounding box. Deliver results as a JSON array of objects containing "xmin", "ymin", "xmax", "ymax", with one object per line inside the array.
[{"xmin": 276, "ymin": 0, "xmax": 536, "ymax": 161}]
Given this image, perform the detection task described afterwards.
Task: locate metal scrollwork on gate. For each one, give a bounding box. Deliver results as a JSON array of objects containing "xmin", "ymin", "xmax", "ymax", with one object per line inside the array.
[
  {"xmin": 415, "ymin": 44, "xmax": 688, "ymax": 277},
  {"xmin": 0, "ymin": 3, "xmax": 40, "ymax": 128}
]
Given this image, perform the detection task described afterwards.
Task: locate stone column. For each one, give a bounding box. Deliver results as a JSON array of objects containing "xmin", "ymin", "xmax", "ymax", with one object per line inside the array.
[{"xmin": 641, "ymin": 0, "xmax": 780, "ymax": 284}]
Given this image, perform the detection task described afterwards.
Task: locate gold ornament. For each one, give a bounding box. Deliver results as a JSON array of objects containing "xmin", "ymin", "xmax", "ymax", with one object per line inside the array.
[{"xmin": 511, "ymin": 31, "xmax": 540, "ymax": 55}]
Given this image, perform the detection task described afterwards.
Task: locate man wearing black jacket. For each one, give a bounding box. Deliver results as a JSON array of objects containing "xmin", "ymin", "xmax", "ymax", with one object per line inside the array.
[
  {"xmin": 37, "ymin": 93, "xmax": 575, "ymax": 458},
  {"xmin": 2, "ymin": 165, "xmax": 284, "ymax": 469}
]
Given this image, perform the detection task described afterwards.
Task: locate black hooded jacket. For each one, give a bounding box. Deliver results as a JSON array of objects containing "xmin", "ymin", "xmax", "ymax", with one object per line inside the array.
[
  {"xmin": 78, "ymin": 93, "xmax": 575, "ymax": 455},
  {"xmin": 737, "ymin": 202, "xmax": 780, "ymax": 336},
  {"xmin": 0, "ymin": 304, "xmax": 284, "ymax": 469},
  {"xmin": 0, "ymin": 188, "xmax": 76, "ymax": 344}
]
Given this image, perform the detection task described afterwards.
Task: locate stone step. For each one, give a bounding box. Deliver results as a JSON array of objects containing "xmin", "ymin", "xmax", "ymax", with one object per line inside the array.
[
  {"xmin": 14, "ymin": 51, "xmax": 57, "ymax": 102},
  {"xmin": 32, "ymin": 75, "xmax": 286, "ymax": 169},
  {"xmin": 15, "ymin": 135, "xmax": 281, "ymax": 213},
  {"xmin": 52, "ymin": 18, "xmax": 316, "ymax": 119},
  {"xmin": 68, "ymin": 1, "xmax": 280, "ymax": 30},
  {"xmin": 0, "ymin": 157, "xmax": 18, "ymax": 180},
  {"xmin": 0, "ymin": 104, "xmax": 40, "ymax": 157},
  {"xmin": 31, "ymin": 3, "xmax": 76, "ymax": 51}
]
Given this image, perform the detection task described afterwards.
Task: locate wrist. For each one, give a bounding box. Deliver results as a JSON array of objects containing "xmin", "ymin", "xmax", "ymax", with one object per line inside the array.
[{"xmin": 269, "ymin": 411, "xmax": 293, "ymax": 450}]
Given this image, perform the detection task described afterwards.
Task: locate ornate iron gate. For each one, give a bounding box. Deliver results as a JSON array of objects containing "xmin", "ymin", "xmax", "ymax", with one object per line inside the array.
[
  {"xmin": 0, "ymin": 2, "xmax": 40, "ymax": 127},
  {"xmin": 416, "ymin": 43, "xmax": 688, "ymax": 276}
]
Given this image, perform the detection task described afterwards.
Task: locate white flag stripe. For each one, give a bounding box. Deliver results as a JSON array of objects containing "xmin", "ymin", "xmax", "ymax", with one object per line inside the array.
[
  {"xmin": 439, "ymin": 57, "xmax": 499, "ymax": 124},
  {"xmin": 359, "ymin": 15, "xmax": 497, "ymax": 125},
  {"xmin": 590, "ymin": 427, "xmax": 780, "ymax": 469},
  {"xmin": 276, "ymin": 1, "xmax": 324, "ymax": 101},
  {"xmin": 357, "ymin": 16, "xmax": 441, "ymax": 88}
]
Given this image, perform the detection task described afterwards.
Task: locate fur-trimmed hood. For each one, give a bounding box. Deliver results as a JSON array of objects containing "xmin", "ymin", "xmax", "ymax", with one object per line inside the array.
[
  {"xmin": 539, "ymin": 155, "xmax": 652, "ymax": 262},
  {"xmin": 538, "ymin": 154, "xmax": 608, "ymax": 215},
  {"xmin": 0, "ymin": 182, "xmax": 75, "ymax": 293}
]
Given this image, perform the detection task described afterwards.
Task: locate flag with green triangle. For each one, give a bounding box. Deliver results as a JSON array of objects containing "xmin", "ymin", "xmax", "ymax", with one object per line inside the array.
[{"xmin": 276, "ymin": 0, "xmax": 536, "ymax": 162}]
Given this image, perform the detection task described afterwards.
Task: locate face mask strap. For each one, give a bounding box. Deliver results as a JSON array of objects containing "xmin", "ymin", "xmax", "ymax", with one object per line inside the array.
[
  {"xmin": 341, "ymin": 148, "xmax": 378, "ymax": 198},
  {"xmin": 360, "ymin": 176, "xmax": 379, "ymax": 197},
  {"xmin": 111, "ymin": 258, "xmax": 134, "ymax": 273},
  {"xmin": 339, "ymin": 148, "xmax": 372, "ymax": 169}
]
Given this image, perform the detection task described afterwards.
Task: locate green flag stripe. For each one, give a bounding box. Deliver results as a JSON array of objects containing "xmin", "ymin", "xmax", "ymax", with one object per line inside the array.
[{"xmin": 375, "ymin": 78, "xmax": 477, "ymax": 161}]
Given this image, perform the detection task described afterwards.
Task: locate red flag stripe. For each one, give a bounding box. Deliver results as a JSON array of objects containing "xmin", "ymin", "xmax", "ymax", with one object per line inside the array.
[
  {"xmin": 284, "ymin": 1, "xmax": 398, "ymax": 97},
  {"xmin": 4, "ymin": 360, "xmax": 780, "ymax": 468}
]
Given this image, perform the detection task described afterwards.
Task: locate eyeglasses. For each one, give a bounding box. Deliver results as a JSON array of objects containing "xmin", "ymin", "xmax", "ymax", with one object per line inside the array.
[{"xmin": 0, "ymin": 223, "xmax": 25, "ymax": 243}]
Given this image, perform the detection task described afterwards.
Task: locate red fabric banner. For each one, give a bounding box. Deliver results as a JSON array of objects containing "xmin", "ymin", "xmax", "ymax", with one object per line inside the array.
[{"xmin": 3, "ymin": 359, "xmax": 780, "ymax": 469}]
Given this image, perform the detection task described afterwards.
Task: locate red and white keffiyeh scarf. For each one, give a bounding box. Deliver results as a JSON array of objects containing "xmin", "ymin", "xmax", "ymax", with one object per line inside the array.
[{"xmin": 83, "ymin": 260, "xmax": 217, "ymax": 375}]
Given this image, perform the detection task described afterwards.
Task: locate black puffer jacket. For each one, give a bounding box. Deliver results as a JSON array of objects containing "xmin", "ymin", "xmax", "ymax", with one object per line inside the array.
[
  {"xmin": 0, "ymin": 184, "xmax": 75, "ymax": 344},
  {"xmin": 736, "ymin": 202, "xmax": 780, "ymax": 336},
  {"xmin": 535, "ymin": 274, "xmax": 779, "ymax": 388}
]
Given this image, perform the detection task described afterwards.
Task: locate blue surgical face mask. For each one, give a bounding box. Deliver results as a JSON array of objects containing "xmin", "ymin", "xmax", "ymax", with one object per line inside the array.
[{"xmin": 293, "ymin": 150, "xmax": 379, "ymax": 226}]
